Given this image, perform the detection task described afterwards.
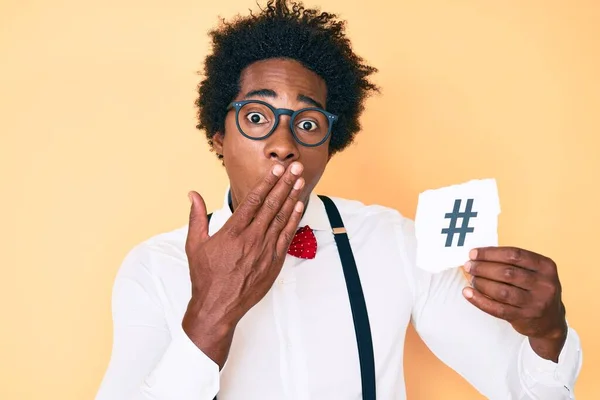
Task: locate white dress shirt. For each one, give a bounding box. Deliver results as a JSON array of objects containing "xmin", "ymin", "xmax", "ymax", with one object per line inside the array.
[{"xmin": 96, "ymin": 190, "xmax": 583, "ymax": 400}]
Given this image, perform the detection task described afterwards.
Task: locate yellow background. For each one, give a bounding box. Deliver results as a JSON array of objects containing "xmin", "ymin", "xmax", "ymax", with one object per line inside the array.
[{"xmin": 1, "ymin": 0, "xmax": 598, "ymax": 398}]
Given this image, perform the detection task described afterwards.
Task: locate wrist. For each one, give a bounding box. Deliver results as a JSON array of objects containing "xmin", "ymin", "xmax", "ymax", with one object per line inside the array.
[
  {"xmin": 185, "ymin": 294, "xmax": 238, "ymax": 328},
  {"xmin": 528, "ymin": 322, "xmax": 568, "ymax": 363},
  {"xmin": 182, "ymin": 297, "xmax": 238, "ymax": 369}
]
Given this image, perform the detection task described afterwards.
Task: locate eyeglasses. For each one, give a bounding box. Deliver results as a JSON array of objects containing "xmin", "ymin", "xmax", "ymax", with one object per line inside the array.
[{"xmin": 226, "ymin": 99, "xmax": 338, "ymax": 147}]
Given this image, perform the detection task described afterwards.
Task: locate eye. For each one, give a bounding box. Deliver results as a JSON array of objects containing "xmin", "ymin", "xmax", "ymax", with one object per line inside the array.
[
  {"xmin": 246, "ymin": 112, "xmax": 268, "ymax": 124},
  {"xmin": 296, "ymin": 120, "xmax": 319, "ymax": 131}
]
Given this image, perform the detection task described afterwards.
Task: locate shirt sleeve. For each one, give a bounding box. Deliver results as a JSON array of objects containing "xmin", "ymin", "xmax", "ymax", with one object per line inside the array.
[
  {"xmin": 396, "ymin": 216, "xmax": 583, "ymax": 399},
  {"xmin": 95, "ymin": 246, "xmax": 220, "ymax": 400}
]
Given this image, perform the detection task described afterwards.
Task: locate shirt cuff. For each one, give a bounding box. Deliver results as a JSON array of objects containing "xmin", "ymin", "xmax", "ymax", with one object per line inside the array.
[
  {"xmin": 518, "ymin": 325, "xmax": 583, "ymax": 398},
  {"xmin": 141, "ymin": 327, "xmax": 220, "ymax": 399}
]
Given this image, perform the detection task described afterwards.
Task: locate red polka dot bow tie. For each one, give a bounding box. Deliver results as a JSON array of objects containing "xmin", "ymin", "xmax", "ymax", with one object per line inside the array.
[{"xmin": 287, "ymin": 225, "xmax": 317, "ymax": 259}]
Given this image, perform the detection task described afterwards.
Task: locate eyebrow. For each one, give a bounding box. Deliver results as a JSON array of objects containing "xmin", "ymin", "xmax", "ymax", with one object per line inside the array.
[
  {"xmin": 244, "ymin": 89, "xmax": 277, "ymax": 99},
  {"xmin": 243, "ymin": 89, "xmax": 324, "ymax": 109},
  {"xmin": 297, "ymin": 94, "xmax": 323, "ymax": 109}
]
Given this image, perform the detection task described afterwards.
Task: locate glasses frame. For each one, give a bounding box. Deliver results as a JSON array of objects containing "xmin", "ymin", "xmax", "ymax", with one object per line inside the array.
[{"xmin": 227, "ymin": 99, "xmax": 338, "ymax": 148}]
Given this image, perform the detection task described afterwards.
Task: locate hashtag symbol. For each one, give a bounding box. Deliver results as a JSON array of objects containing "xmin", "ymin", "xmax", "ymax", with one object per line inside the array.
[{"xmin": 441, "ymin": 199, "xmax": 478, "ymax": 247}]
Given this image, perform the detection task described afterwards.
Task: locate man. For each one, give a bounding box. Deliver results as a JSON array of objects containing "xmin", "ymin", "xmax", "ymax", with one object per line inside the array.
[{"xmin": 96, "ymin": 1, "xmax": 582, "ymax": 399}]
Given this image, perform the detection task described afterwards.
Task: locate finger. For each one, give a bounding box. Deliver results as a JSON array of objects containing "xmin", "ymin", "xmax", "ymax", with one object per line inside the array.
[
  {"xmin": 469, "ymin": 276, "xmax": 530, "ymax": 307},
  {"xmin": 463, "ymin": 287, "xmax": 524, "ymax": 322},
  {"xmin": 186, "ymin": 191, "xmax": 209, "ymax": 252},
  {"xmin": 275, "ymin": 200, "xmax": 305, "ymax": 259},
  {"xmin": 229, "ymin": 163, "xmax": 286, "ymax": 231},
  {"xmin": 250, "ymin": 161, "xmax": 303, "ymax": 231},
  {"xmin": 465, "ymin": 260, "xmax": 537, "ymax": 290},
  {"xmin": 469, "ymin": 246, "xmax": 550, "ymax": 272},
  {"xmin": 264, "ymin": 176, "xmax": 305, "ymax": 238}
]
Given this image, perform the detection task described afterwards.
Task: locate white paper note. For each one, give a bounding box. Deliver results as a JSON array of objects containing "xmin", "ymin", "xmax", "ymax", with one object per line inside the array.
[{"xmin": 415, "ymin": 178, "xmax": 501, "ymax": 273}]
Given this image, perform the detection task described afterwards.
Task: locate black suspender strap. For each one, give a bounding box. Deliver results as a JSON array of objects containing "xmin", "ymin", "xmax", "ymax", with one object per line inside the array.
[
  {"xmin": 318, "ymin": 195, "xmax": 377, "ymax": 400},
  {"xmin": 207, "ymin": 195, "xmax": 376, "ymax": 400}
]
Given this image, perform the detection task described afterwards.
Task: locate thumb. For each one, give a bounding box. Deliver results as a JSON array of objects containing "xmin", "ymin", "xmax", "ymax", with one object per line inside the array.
[{"xmin": 186, "ymin": 191, "xmax": 209, "ymax": 249}]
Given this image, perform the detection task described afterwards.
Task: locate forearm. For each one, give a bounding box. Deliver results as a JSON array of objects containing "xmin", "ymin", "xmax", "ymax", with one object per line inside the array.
[{"xmin": 182, "ymin": 296, "xmax": 238, "ymax": 370}]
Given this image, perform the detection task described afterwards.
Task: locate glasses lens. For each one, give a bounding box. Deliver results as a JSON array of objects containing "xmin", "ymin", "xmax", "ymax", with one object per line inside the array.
[
  {"xmin": 293, "ymin": 110, "xmax": 329, "ymax": 145},
  {"xmin": 238, "ymin": 102, "xmax": 275, "ymax": 139}
]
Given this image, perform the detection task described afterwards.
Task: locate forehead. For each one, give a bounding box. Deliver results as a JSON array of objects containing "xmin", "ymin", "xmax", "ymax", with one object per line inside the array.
[{"xmin": 238, "ymin": 58, "xmax": 327, "ymax": 104}]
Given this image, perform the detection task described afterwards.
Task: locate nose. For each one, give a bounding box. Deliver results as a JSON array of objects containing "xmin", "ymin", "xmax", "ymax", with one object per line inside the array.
[{"xmin": 263, "ymin": 117, "xmax": 299, "ymax": 163}]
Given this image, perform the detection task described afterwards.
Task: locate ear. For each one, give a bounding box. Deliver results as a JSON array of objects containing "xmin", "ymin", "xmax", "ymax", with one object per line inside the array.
[{"xmin": 212, "ymin": 132, "xmax": 224, "ymax": 155}]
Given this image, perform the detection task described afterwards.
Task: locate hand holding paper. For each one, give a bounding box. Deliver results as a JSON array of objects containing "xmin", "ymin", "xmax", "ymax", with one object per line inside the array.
[{"xmin": 413, "ymin": 178, "xmax": 568, "ymax": 362}]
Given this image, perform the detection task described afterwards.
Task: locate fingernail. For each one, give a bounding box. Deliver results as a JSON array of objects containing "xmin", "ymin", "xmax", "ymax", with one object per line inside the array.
[
  {"xmin": 188, "ymin": 192, "xmax": 193, "ymax": 205},
  {"xmin": 469, "ymin": 249, "xmax": 478, "ymax": 260},
  {"xmin": 463, "ymin": 261, "xmax": 472, "ymax": 273},
  {"xmin": 291, "ymin": 163, "xmax": 303, "ymax": 175},
  {"xmin": 273, "ymin": 164, "xmax": 284, "ymax": 176},
  {"xmin": 293, "ymin": 178, "xmax": 304, "ymax": 190},
  {"xmin": 463, "ymin": 287, "xmax": 474, "ymax": 299},
  {"xmin": 295, "ymin": 201, "xmax": 304, "ymax": 213}
]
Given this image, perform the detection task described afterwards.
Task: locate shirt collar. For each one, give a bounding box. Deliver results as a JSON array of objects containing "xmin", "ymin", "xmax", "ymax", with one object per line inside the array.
[{"xmin": 208, "ymin": 186, "xmax": 331, "ymax": 235}]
